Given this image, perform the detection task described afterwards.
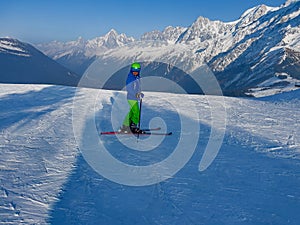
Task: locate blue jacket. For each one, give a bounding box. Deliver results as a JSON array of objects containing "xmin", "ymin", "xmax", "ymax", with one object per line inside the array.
[{"xmin": 126, "ymin": 71, "xmax": 141, "ymax": 100}]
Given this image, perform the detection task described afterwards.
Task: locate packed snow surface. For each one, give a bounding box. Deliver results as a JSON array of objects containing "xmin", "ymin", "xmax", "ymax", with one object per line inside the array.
[{"xmin": 0, "ymin": 84, "xmax": 299, "ymax": 224}]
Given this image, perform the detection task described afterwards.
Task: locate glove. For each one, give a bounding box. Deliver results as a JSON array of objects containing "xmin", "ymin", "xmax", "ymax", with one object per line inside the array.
[{"xmin": 136, "ymin": 92, "xmax": 144, "ymax": 99}]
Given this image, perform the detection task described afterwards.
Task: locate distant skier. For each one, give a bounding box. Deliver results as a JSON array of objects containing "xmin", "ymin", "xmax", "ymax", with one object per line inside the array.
[{"xmin": 119, "ymin": 62, "xmax": 144, "ymax": 133}]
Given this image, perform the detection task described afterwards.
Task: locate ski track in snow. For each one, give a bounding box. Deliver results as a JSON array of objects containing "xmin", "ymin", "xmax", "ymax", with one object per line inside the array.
[{"xmin": 0, "ymin": 84, "xmax": 299, "ymax": 224}]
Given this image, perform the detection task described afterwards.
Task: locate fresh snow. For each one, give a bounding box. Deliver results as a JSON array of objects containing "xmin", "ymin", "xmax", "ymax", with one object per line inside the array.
[{"xmin": 0, "ymin": 83, "xmax": 299, "ymax": 224}]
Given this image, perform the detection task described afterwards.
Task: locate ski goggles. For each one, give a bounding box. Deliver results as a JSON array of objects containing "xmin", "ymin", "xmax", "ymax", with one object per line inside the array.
[{"xmin": 131, "ymin": 68, "xmax": 141, "ymax": 73}]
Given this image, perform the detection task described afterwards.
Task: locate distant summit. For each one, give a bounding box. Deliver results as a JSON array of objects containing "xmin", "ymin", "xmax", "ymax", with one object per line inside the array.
[{"xmin": 0, "ymin": 38, "xmax": 80, "ymax": 86}]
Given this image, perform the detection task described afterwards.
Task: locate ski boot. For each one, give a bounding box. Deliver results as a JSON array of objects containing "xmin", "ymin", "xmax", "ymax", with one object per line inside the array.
[
  {"xmin": 119, "ymin": 125, "xmax": 131, "ymax": 133},
  {"xmin": 130, "ymin": 122, "xmax": 142, "ymax": 134}
]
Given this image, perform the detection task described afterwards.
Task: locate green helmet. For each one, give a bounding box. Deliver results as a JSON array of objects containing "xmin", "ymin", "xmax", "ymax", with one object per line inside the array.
[{"xmin": 131, "ymin": 62, "xmax": 141, "ymax": 71}]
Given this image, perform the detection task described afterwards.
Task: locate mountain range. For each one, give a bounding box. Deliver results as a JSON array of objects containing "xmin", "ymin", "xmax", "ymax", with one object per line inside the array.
[
  {"xmin": 35, "ymin": 0, "xmax": 300, "ymax": 97},
  {"xmin": 1, "ymin": 0, "xmax": 300, "ymax": 96}
]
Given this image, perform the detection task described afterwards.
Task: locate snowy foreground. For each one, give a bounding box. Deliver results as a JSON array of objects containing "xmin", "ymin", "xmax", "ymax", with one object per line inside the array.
[{"xmin": 0, "ymin": 84, "xmax": 299, "ymax": 224}]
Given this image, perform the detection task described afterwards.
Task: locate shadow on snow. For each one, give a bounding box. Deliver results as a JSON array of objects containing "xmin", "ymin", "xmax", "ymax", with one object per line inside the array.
[{"xmin": 0, "ymin": 85, "xmax": 76, "ymax": 131}]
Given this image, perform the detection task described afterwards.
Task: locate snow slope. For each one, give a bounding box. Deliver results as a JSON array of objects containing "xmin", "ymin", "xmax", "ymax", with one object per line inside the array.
[{"xmin": 0, "ymin": 84, "xmax": 299, "ymax": 224}]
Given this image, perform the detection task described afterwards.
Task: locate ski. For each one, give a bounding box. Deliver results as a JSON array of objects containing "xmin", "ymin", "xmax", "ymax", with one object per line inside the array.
[
  {"xmin": 101, "ymin": 131, "xmax": 172, "ymax": 136},
  {"xmin": 100, "ymin": 127, "xmax": 172, "ymax": 136},
  {"xmin": 140, "ymin": 127, "xmax": 161, "ymax": 132},
  {"xmin": 139, "ymin": 131, "xmax": 172, "ymax": 136},
  {"xmin": 100, "ymin": 127, "xmax": 161, "ymax": 135}
]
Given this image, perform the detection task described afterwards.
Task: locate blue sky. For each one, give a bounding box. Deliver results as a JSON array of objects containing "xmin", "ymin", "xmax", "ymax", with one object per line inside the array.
[{"xmin": 0, "ymin": 0, "xmax": 286, "ymax": 43}]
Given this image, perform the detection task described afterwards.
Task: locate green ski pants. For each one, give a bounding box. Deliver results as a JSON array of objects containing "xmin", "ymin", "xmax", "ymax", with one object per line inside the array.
[{"xmin": 123, "ymin": 100, "xmax": 140, "ymax": 126}]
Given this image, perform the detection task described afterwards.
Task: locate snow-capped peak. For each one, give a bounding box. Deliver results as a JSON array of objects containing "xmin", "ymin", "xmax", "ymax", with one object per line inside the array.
[
  {"xmin": 141, "ymin": 26, "xmax": 186, "ymax": 43},
  {"xmin": 75, "ymin": 36, "xmax": 85, "ymax": 44},
  {"xmin": 103, "ymin": 29, "xmax": 118, "ymax": 39},
  {"xmin": 193, "ymin": 16, "xmax": 214, "ymax": 27},
  {"xmin": 0, "ymin": 38, "xmax": 30, "ymax": 57},
  {"xmin": 285, "ymin": 0, "xmax": 299, "ymax": 6},
  {"xmin": 86, "ymin": 29, "xmax": 135, "ymax": 51},
  {"xmin": 237, "ymin": 4, "xmax": 275, "ymax": 28},
  {"xmin": 177, "ymin": 15, "xmax": 228, "ymax": 44}
]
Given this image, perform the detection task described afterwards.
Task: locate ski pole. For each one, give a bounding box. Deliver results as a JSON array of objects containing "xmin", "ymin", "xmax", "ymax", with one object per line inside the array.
[{"xmin": 137, "ymin": 98, "xmax": 142, "ymax": 139}]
